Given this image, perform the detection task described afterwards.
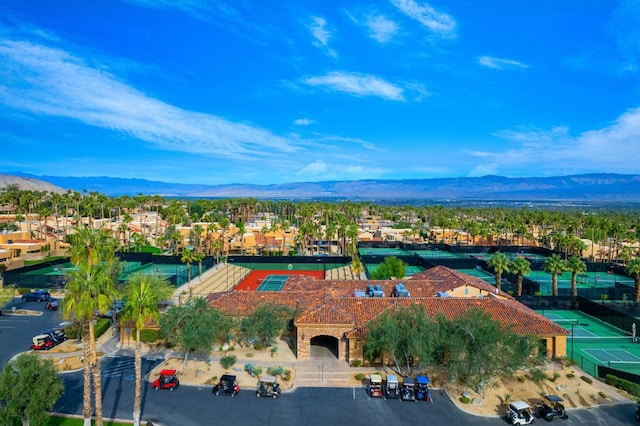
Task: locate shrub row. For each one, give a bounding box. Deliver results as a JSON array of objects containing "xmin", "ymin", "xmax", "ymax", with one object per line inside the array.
[{"xmin": 606, "ymin": 374, "xmax": 640, "ymax": 397}]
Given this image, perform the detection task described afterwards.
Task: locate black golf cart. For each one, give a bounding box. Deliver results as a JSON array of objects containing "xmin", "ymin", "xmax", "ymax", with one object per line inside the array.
[
  {"xmin": 256, "ymin": 374, "xmax": 280, "ymax": 398},
  {"xmin": 385, "ymin": 374, "xmax": 400, "ymax": 399},
  {"xmin": 401, "ymin": 376, "xmax": 416, "ymax": 401},
  {"xmin": 537, "ymin": 394, "xmax": 568, "ymax": 421},
  {"xmin": 212, "ymin": 374, "xmax": 240, "ymax": 397}
]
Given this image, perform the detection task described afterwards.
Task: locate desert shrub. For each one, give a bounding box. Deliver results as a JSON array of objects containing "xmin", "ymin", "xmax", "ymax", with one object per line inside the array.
[
  {"xmin": 270, "ymin": 346, "xmax": 279, "ymax": 354},
  {"xmin": 253, "ymin": 342, "xmax": 264, "ymax": 350},
  {"xmin": 351, "ymin": 359, "xmax": 362, "ymax": 367},
  {"xmin": 220, "ymin": 355, "xmax": 237, "ymax": 369},
  {"xmin": 598, "ymin": 391, "xmax": 607, "ymax": 399},
  {"xmin": 530, "ymin": 368, "xmax": 547, "ymax": 383},
  {"xmin": 580, "ymin": 375, "xmax": 593, "ymax": 384},
  {"xmin": 460, "ymin": 396, "xmax": 471, "ymax": 404},
  {"xmin": 254, "ymin": 366, "xmax": 263, "ymax": 376},
  {"xmin": 245, "ymin": 352, "xmax": 254, "ymax": 358},
  {"xmin": 267, "ymin": 365, "xmax": 285, "ymax": 376},
  {"xmin": 283, "ymin": 370, "xmax": 292, "ymax": 382},
  {"xmin": 566, "ymin": 373, "xmax": 575, "ymax": 379},
  {"xmin": 140, "ymin": 329, "xmax": 160, "ymax": 343},
  {"xmin": 517, "ymin": 376, "xmax": 526, "ymax": 383},
  {"xmin": 355, "ymin": 373, "xmax": 366, "ymax": 381},
  {"xmin": 17, "ymin": 288, "xmax": 31, "ymax": 295},
  {"xmin": 245, "ymin": 363, "xmax": 256, "ymax": 377},
  {"xmin": 549, "ymin": 372, "xmax": 561, "ymax": 382}
]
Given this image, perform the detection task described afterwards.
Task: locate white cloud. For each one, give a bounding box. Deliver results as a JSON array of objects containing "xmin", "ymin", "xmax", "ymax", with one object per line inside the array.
[
  {"xmin": 470, "ymin": 108, "xmax": 640, "ymax": 176},
  {"xmin": 390, "ymin": 0, "xmax": 456, "ymax": 39},
  {"xmin": 366, "ymin": 15, "xmax": 399, "ymax": 43},
  {"xmin": 478, "ymin": 56, "xmax": 529, "ymax": 70},
  {"xmin": 0, "ymin": 39, "xmax": 298, "ymax": 160},
  {"xmin": 310, "ymin": 16, "xmax": 331, "ymax": 46},
  {"xmin": 468, "ymin": 162, "xmax": 499, "ymax": 177},
  {"xmin": 303, "ymin": 71, "xmax": 405, "ymax": 101},
  {"xmin": 294, "ymin": 118, "xmax": 314, "ymax": 126},
  {"xmin": 295, "ymin": 159, "xmax": 383, "ymax": 181},
  {"xmin": 308, "ymin": 16, "xmax": 337, "ymax": 58}
]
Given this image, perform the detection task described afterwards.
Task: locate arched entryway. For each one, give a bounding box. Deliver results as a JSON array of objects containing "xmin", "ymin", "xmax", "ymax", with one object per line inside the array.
[{"xmin": 310, "ymin": 335, "xmax": 339, "ymax": 358}]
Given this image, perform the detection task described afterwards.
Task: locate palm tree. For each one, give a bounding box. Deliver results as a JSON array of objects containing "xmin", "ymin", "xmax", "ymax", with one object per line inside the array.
[
  {"xmin": 510, "ymin": 257, "xmax": 531, "ymax": 297},
  {"xmin": 544, "ymin": 254, "xmax": 567, "ymax": 297},
  {"xmin": 181, "ymin": 248, "xmax": 197, "ymax": 297},
  {"xmin": 566, "ymin": 256, "xmax": 587, "ymax": 298},
  {"xmin": 488, "ymin": 252, "xmax": 510, "ymax": 291},
  {"xmin": 121, "ymin": 274, "xmax": 174, "ymax": 426},
  {"xmin": 626, "ymin": 259, "xmax": 640, "ymax": 305},
  {"xmin": 64, "ymin": 226, "xmax": 118, "ymax": 426},
  {"xmin": 63, "ymin": 261, "xmax": 115, "ymax": 426}
]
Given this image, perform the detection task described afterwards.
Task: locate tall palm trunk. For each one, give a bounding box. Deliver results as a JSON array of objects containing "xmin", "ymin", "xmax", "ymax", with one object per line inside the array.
[
  {"xmin": 89, "ymin": 320, "xmax": 104, "ymax": 426},
  {"xmin": 133, "ymin": 328, "xmax": 142, "ymax": 426},
  {"xmin": 82, "ymin": 322, "xmax": 92, "ymax": 426}
]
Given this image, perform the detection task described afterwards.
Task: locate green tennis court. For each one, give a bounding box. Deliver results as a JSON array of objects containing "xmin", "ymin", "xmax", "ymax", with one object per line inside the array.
[
  {"xmin": 540, "ymin": 310, "xmax": 640, "ymax": 375},
  {"xmin": 358, "ymin": 248, "xmax": 408, "ymax": 256},
  {"xmin": 256, "ymin": 275, "xmax": 290, "ymax": 291},
  {"xmin": 457, "ymin": 268, "xmax": 495, "ymax": 284},
  {"xmin": 365, "ymin": 264, "xmax": 425, "ymax": 277},
  {"xmin": 413, "ymin": 249, "xmax": 462, "ymax": 258},
  {"xmin": 231, "ymin": 262, "xmax": 329, "ymax": 271},
  {"xmin": 531, "ymin": 271, "xmax": 634, "ymax": 296}
]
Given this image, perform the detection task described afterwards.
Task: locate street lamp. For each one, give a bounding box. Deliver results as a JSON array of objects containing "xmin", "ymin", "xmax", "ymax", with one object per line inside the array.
[{"xmin": 570, "ymin": 322, "xmax": 575, "ymax": 359}]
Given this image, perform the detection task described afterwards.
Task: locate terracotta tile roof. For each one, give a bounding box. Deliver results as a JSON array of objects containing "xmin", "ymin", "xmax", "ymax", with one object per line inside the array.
[
  {"xmin": 207, "ymin": 265, "xmax": 567, "ymax": 340},
  {"xmin": 409, "ymin": 265, "xmax": 513, "ymax": 299}
]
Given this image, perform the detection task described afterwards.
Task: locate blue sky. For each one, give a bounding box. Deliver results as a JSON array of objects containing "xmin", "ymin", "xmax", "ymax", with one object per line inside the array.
[{"xmin": 1, "ymin": 1, "xmax": 639, "ymax": 185}]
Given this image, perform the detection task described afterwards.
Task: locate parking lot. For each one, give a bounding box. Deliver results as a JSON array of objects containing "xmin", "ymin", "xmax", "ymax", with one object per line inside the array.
[{"xmin": 0, "ymin": 296, "xmax": 66, "ymax": 366}]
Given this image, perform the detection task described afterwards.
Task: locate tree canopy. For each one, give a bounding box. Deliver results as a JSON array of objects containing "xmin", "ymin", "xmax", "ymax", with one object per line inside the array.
[
  {"xmin": 161, "ymin": 298, "xmax": 232, "ymax": 367},
  {"xmin": 370, "ymin": 256, "xmax": 407, "ymax": 280},
  {"xmin": 239, "ymin": 302, "xmax": 293, "ymax": 347},
  {"xmin": 364, "ymin": 305, "xmax": 541, "ymax": 392},
  {"xmin": 0, "ymin": 353, "xmax": 64, "ymax": 426}
]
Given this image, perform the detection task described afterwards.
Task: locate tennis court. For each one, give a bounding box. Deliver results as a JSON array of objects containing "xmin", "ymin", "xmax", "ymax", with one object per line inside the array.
[
  {"xmin": 413, "ymin": 249, "xmax": 462, "ymax": 258},
  {"xmin": 457, "ymin": 268, "xmax": 495, "ymax": 284},
  {"xmin": 256, "ymin": 275, "xmax": 290, "ymax": 291},
  {"xmin": 540, "ymin": 310, "xmax": 640, "ymax": 375},
  {"xmin": 359, "ymin": 248, "xmax": 408, "ymax": 256},
  {"xmin": 531, "ymin": 271, "xmax": 633, "ymax": 296}
]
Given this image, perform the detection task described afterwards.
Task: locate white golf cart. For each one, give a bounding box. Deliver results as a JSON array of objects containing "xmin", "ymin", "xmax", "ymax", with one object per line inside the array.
[{"xmin": 507, "ymin": 400, "xmax": 535, "ymax": 425}]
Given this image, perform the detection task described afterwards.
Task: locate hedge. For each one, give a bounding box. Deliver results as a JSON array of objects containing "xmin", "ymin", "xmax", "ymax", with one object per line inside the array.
[
  {"xmin": 94, "ymin": 318, "xmax": 112, "ymax": 338},
  {"xmin": 140, "ymin": 329, "xmax": 161, "ymax": 343},
  {"xmin": 606, "ymin": 374, "xmax": 640, "ymax": 398}
]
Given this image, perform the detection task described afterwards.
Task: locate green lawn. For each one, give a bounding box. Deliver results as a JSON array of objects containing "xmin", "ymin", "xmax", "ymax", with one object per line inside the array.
[{"xmin": 47, "ymin": 416, "xmax": 131, "ymax": 425}]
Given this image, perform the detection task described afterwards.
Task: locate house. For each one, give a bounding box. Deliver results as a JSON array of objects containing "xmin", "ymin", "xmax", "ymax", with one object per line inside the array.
[{"xmin": 207, "ymin": 266, "xmax": 569, "ymax": 363}]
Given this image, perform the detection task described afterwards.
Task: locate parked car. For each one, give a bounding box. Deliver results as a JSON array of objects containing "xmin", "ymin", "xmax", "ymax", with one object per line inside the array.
[
  {"xmin": 212, "ymin": 374, "xmax": 239, "ymax": 397},
  {"xmin": 256, "ymin": 374, "xmax": 280, "ymax": 398},
  {"xmin": 95, "ymin": 302, "xmax": 124, "ymax": 318},
  {"xmin": 507, "ymin": 400, "xmax": 535, "ymax": 425},
  {"xmin": 415, "ymin": 375, "xmax": 432, "ymax": 402},
  {"xmin": 537, "ymin": 395, "xmax": 568, "ymax": 421},
  {"xmin": 151, "ymin": 369, "xmax": 180, "ymax": 391},
  {"xmin": 401, "ymin": 376, "xmax": 416, "ymax": 401},
  {"xmin": 368, "ymin": 374, "xmax": 384, "ymax": 398},
  {"xmin": 385, "ymin": 374, "xmax": 400, "ymax": 399},
  {"xmin": 22, "ymin": 290, "xmax": 51, "ymax": 302}
]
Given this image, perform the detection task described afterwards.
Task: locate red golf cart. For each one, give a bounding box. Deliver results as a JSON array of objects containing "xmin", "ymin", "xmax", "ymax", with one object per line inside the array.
[{"xmin": 151, "ymin": 369, "xmax": 180, "ymax": 391}]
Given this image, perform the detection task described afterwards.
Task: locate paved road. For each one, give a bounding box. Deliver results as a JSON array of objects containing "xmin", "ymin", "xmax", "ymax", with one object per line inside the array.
[
  {"xmin": 54, "ymin": 356, "xmax": 637, "ymax": 426},
  {"xmin": 0, "ymin": 297, "xmax": 65, "ymax": 366}
]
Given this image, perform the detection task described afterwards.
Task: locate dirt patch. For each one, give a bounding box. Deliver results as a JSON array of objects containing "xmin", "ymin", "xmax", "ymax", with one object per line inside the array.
[{"xmin": 443, "ymin": 366, "xmax": 630, "ymax": 417}]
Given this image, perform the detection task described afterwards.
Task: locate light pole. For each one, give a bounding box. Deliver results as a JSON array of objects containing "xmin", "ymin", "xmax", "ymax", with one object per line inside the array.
[{"xmin": 570, "ymin": 322, "xmax": 575, "ymax": 359}]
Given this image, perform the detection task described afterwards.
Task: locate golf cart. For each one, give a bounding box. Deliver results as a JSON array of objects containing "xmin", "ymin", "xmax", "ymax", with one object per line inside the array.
[
  {"xmin": 46, "ymin": 300, "xmax": 59, "ymax": 311},
  {"xmin": 256, "ymin": 374, "xmax": 280, "ymax": 398},
  {"xmin": 415, "ymin": 375, "xmax": 432, "ymax": 402},
  {"xmin": 151, "ymin": 369, "xmax": 180, "ymax": 391},
  {"xmin": 507, "ymin": 400, "xmax": 535, "ymax": 425},
  {"xmin": 212, "ymin": 374, "xmax": 240, "ymax": 397},
  {"xmin": 537, "ymin": 395, "xmax": 568, "ymax": 421},
  {"xmin": 401, "ymin": 376, "xmax": 416, "ymax": 401},
  {"xmin": 31, "ymin": 334, "xmax": 56, "ymax": 350},
  {"xmin": 385, "ymin": 374, "xmax": 400, "ymax": 399},
  {"xmin": 368, "ymin": 374, "xmax": 384, "ymax": 398}
]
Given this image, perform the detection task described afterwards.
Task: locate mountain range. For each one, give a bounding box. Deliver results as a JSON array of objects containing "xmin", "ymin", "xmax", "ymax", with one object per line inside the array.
[{"xmin": 2, "ymin": 172, "xmax": 640, "ymax": 202}]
